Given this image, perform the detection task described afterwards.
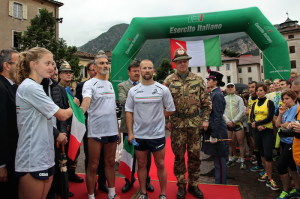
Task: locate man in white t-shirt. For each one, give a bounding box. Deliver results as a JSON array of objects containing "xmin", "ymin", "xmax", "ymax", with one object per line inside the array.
[
  {"xmin": 125, "ymin": 59, "xmax": 175, "ymax": 199},
  {"xmin": 81, "ymin": 55, "xmax": 120, "ymax": 199}
]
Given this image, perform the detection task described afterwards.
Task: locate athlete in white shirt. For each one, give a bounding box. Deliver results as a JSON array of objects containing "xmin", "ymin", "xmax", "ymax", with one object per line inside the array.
[
  {"xmin": 15, "ymin": 47, "xmax": 73, "ymax": 199},
  {"xmin": 126, "ymin": 59, "xmax": 175, "ymax": 199},
  {"xmin": 81, "ymin": 55, "xmax": 120, "ymax": 199}
]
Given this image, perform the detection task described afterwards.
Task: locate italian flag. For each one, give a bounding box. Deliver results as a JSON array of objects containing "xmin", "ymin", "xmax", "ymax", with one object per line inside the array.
[
  {"xmin": 119, "ymin": 138, "xmax": 134, "ymax": 181},
  {"xmin": 170, "ymin": 36, "xmax": 221, "ymax": 68},
  {"xmin": 65, "ymin": 87, "xmax": 86, "ymax": 161}
]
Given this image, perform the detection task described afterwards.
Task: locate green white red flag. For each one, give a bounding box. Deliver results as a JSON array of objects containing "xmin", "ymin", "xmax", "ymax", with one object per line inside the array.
[
  {"xmin": 65, "ymin": 87, "xmax": 86, "ymax": 161},
  {"xmin": 119, "ymin": 139, "xmax": 134, "ymax": 181},
  {"xmin": 170, "ymin": 36, "xmax": 221, "ymax": 68}
]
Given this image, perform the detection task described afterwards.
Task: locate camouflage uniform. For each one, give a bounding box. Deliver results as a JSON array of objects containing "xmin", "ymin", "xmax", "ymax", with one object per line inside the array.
[{"xmin": 164, "ymin": 72, "xmax": 212, "ymax": 186}]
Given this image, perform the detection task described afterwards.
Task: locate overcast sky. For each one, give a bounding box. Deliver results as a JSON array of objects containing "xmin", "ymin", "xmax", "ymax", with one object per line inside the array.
[{"xmin": 59, "ymin": 0, "xmax": 300, "ymax": 47}]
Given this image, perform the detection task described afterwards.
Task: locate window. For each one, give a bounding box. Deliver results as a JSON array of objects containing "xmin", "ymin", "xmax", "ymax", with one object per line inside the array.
[
  {"xmin": 290, "ymin": 46, "xmax": 295, "ymax": 54},
  {"xmin": 238, "ymin": 68, "xmax": 242, "ymax": 73},
  {"xmin": 13, "ymin": 2, "xmax": 22, "ymax": 19},
  {"xmin": 197, "ymin": 67, "xmax": 201, "ymax": 73},
  {"xmin": 248, "ymin": 67, "xmax": 252, "ymax": 73},
  {"xmin": 261, "ymin": 66, "xmax": 264, "ymax": 73},
  {"xmin": 216, "ymin": 67, "xmax": 220, "ymax": 71},
  {"xmin": 188, "ymin": 67, "xmax": 191, "ymax": 72},
  {"xmin": 248, "ymin": 77, "xmax": 253, "ymax": 83},
  {"xmin": 288, "ymin": 35, "xmax": 294, "ymax": 39},
  {"xmin": 226, "ymin": 64, "xmax": 230, "ymax": 70},
  {"xmin": 12, "ymin": 31, "xmax": 21, "ymax": 48},
  {"xmin": 227, "ymin": 76, "xmax": 231, "ymax": 83},
  {"xmin": 239, "ymin": 78, "xmax": 243, "ymax": 84},
  {"xmin": 291, "ymin": 60, "xmax": 296, "ymax": 69},
  {"xmin": 9, "ymin": 1, "xmax": 27, "ymax": 19}
]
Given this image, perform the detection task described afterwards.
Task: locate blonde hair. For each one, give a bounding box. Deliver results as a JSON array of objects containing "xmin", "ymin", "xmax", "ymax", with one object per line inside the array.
[{"xmin": 16, "ymin": 47, "xmax": 52, "ymax": 84}]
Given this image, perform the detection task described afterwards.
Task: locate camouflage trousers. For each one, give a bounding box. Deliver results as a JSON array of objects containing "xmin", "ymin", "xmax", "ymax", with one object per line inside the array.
[{"xmin": 170, "ymin": 127, "xmax": 201, "ymax": 186}]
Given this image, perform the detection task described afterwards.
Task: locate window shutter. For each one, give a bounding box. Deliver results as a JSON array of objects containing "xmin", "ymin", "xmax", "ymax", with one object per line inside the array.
[
  {"xmin": 22, "ymin": 4, "xmax": 27, "ymax": 19},
  {"xmin": 9, "ymin": 1, "xmax": 14, "ymax": 16}
]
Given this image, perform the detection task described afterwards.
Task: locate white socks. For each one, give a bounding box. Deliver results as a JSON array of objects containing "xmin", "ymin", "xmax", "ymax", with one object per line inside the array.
[
  {"xmin": 88, "ymin": 194, "xmax": 95, "ymax": 199},
  {"xmin": 108, "ymin": 187, "xmax": 116, "ymax": 199}
]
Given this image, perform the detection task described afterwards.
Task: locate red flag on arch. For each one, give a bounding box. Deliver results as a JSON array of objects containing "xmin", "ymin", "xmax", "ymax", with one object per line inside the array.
[{"xmin": 170, "ymin": 36, "xmax": 221, "ymax": 68}]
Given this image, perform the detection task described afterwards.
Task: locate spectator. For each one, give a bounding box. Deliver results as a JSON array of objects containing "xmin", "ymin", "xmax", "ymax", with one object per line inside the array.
[
  {"xmin": 250, "ymin": 84, "xmax": 278, "ymax": 191},
  {"xmin": 223, "ymin": 83, "xmax": 246, "ymax": 170},
  {"xmin": 0, "ymin": 49, "xmax": 19, "ymax": 199}
]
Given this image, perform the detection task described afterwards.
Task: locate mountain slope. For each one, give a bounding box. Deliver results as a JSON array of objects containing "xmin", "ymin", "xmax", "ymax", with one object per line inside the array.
[{"xmin": 78, "ymin": 23, "xmax": 258, "ymax": 66}]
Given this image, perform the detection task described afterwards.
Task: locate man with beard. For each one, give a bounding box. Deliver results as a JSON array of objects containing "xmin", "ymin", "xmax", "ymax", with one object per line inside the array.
[
  {"xmin": 118, "ymin": 60, "xmax": 154, "ymax": 193},
  {"xmin": 126, "ymin": 59, "xmax": 175, "ymax": 199},
  {"xmin": 81, "ymin": 55, "xmax": 120, "ymax": 199},
  {"xmin": 0, "ymin": 49, "xmax": 19, "ymax": 199},
  {"xmin": 76, "ymin": 60, "xmax": 108, "ymax": 193}
]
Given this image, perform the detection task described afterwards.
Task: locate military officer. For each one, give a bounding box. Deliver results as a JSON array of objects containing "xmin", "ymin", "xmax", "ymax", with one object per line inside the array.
[{"xmin": 164, "ymin": 48, "xmax": 212, "ymax": 199}]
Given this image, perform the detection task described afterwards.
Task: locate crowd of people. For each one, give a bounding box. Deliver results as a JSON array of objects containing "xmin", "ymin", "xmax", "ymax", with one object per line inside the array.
[{"xmin": 1, "ymin": 46, "xmax": 300, "ymax": 199}]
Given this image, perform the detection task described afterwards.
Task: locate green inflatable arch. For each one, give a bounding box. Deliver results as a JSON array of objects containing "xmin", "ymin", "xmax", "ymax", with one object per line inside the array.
[{"xmin": 111, "ymin": 7, "xmax": 290, "ymax": 96}]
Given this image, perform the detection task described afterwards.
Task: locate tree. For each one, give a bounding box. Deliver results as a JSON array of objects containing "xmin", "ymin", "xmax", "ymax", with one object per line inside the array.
[
  {"xmin": 154, "ymin": 58, "xmax": 174, "ymax": 83},
  {"xmin": 17, "ymin": 9, "xmax": 82, "ymax": 81},
  {"xmin": 222, "ymin": 48, "xmax": 240, "ymax": 57}
]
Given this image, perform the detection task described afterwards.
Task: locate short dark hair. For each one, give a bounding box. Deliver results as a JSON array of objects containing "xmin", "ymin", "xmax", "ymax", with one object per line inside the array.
[
  {"xmin": 128, "ymin": 60, "xmax": 140, "ymax": 71},
  {"xmin": 256, "ymin": 83, "xmax": 268, "ymax": 92},
  {"xmin": 281, "ymin": 89, "xmax": 297, "ymax": 101},
  {"xmin": 280, "ymin": 79, "xmax": 291, "ymax": 87},
  {"xmin": 86, "ymin": 61, "xmax": 94, "ymax": 71},
  {"xmin": 248, "ymin": 81, "xmax": 257, "ymax": 86},
  {"xmin": 0, "ymin": 49, "xmax": 18, "ymax": 72}
]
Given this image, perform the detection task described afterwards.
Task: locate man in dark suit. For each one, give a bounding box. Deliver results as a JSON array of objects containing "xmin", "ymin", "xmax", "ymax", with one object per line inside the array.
[
  {"xmin": 75, "ymin": 60, "xmax": 108, "ymax": 193},
  {"xmin": 118, "ymin": 60, "xmax": 154, "ymax": 193},
  {"xmin": 0, "ymin": 49, "xmax": 19, "ymax": 199}
]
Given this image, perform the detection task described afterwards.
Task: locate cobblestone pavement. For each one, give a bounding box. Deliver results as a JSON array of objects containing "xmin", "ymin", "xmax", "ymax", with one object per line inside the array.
[{"xmin": 76, "ymin": 136, "xmax": 281, "ymax": 199}]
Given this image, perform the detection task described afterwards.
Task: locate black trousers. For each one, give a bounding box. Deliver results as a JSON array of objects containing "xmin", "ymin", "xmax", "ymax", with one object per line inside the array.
[{"xmin": 0, "ymin": 162, "xmax": 18, "ymax": 199}]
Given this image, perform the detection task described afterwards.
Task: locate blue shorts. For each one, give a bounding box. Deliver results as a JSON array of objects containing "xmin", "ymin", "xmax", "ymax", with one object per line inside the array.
[
  {"xmin": 135, "ymin": 137, "xmax": 165, "ymax": 152},
  {"xmin": 92, "ymin": 135, "xmax": 119, "ymax": 143},
  {"xmin": 16, "ymin": 166, "xmax": 55, "ymax": 180}
]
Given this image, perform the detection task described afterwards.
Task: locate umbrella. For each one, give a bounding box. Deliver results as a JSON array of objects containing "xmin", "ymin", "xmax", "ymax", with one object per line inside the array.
[{"xmin": 57, "ymin": 143, "xmax": 69, "ymax": 199}]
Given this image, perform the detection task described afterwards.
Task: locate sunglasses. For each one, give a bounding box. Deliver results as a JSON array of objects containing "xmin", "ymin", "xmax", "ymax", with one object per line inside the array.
[{"xmin": 227, "ymin": 85, "xmax": 234, "ymax": 88}]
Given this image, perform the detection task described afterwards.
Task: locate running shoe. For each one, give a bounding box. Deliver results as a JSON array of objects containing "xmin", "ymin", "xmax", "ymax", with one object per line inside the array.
[
  {"xmin": 259, "ymin": 171, "xmax": 266, "ymax": 177},
  {"xmin": 250, "ymin": 165, "xmax": 264, "ymax": 172},
  {"xmin": 258, "ymin": 173, "xmax": 268, "ymax": 182},
  {"xmin": 138, "ymin": 193, "xmax": 148, "ymax": 199},
  {"xmin": 266, "ymin": 179, "xmax": 279, "ymax": 191},
  {"xmin": 276, "ymin": 191, "xmax": 289, "ymax": 199},
  {"xmin": 108, "ymin": 195, "xmax": 121, "ymax": 199},
  {"xmin": 240, "ymin": 162, "xmax": 247, "ymax": 170},
  {"xmin": 159, "ymin": 194, "xmax": 167, "ymax": 199},
  {"xmin": 289, "ymin": 188, "xmax": 300, "ymax": 198},
  {"xmin": 251, "ymin": 160, "xmax": 258, "ymax": 165},
  {"xmin": 226, "ymin": 160, "xmax": 236, "ymax": 167}
]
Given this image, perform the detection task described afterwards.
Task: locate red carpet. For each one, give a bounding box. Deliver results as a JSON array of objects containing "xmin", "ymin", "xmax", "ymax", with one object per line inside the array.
[
  {"xmin": 68, "ymin": 176, "xmax": 241, "ymax": 199},
  {"xmin": 147, "ymin": 137, "xmax": 180, "ymax": 181},
  {"xmin": 67, "ymin": 137, "xmax": 242, "ymax": 198}
]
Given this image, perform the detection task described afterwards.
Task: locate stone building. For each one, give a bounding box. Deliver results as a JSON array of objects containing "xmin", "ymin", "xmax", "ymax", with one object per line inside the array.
[
  {"xmin": 276, "ymin": 16, "xmax": 300, "ymax": 75},
  {"xmin": 0, "ymin": 0, "xmax": 63, "ymax": 50}
]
